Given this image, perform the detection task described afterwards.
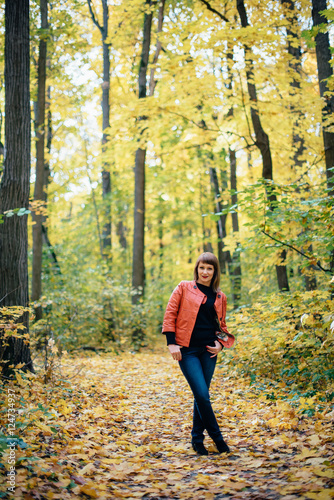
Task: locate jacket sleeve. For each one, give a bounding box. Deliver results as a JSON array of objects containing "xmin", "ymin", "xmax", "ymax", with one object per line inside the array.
[
  {"xmin": 162, "ymin": 282, "xmax": 183, "ymax": 334},
  {"xmin": 216, "ymin": 293, "xmax": 236, "ymax": 348},
  {"xmin": 220, "ymin": 294, "xmax": 230, "ymax": 334}
]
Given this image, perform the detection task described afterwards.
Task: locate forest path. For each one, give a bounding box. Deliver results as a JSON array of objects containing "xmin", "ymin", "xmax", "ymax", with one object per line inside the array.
[{"xmin": 7, "ymin": 352, "xmax": 334, "ymax": 499}]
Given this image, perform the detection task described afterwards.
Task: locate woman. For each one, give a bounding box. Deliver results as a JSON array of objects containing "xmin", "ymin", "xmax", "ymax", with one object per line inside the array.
[{"xmin": 162, "ymin": 252, "xmax": 235, "ymax": 455}]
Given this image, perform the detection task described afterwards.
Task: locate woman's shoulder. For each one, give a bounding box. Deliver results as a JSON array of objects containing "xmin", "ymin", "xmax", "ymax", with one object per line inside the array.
[
  {"xmin": 177, "ymin": 280, "xmax": 195, "ymax": 288},
  {"xmin": 171, "ymin": 280, "xmax": 195, "ymax": 293}
]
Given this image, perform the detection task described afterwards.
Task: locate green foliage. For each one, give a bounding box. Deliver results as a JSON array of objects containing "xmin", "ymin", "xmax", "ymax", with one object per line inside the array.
[
  {"xmin": 223, "ymin": 289, "xmax": 334, "ymax": 402},
  {"xmin": 0, "ymin": 208, "xmax": 31, "ymax": 224}
]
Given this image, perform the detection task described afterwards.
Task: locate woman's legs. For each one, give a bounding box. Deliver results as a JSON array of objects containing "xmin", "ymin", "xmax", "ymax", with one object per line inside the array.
[{"xmin": 179, "ymin": 347, "xmax": 223, "ymax": 444}]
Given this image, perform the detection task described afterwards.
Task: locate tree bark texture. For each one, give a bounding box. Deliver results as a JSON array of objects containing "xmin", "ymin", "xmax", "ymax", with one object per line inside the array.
[
  {"xmin": 32, "ymin": 0, "xmax": 48, "ymax": 321},
  {"xmin": 312, "ymin": 0, "xmax": 334, "ymax": 198},
  {"xmin": 237, "ymin": 0, "xmax": 290, "ymax": 292},
  {"xmin": 132, "ymin": 0, "xmax": 154, "ymax": 305},
  {"xmin": 0, "ymin": 0, "xmax": 33, "ymax": 375},
  {"xmin": 132, "ymin": 148, "xmax": 146, "ymax": 304}
]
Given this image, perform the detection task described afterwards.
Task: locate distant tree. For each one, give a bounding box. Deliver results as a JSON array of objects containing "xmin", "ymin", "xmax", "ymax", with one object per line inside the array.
[
  {"xmin": 0, "ymin": 0, "xmax": 33, "ymax": 377},
  {"xmin": 32, "ymin": 0, "xmax": 48, "ymax": 320},
  {"xmin": 132, "ymin": 0, "xmax": 153, "ymax": 308},
  {"xmin": 87, "ymin": 0, "xmax": 112, "ymax": 256},
  {"xmin": 132, "ymin": 0, "xmax": 165, "ymax": 307}
]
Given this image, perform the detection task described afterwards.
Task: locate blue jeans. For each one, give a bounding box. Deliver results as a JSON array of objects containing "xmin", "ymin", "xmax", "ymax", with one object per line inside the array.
[{"xmin": 178, "ymin": 346, "xmax": 223, "ymax": 444}]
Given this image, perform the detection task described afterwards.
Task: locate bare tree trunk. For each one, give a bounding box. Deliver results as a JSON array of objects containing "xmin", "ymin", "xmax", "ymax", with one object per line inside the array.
[
  {"xmin": 87, "ymin": 0, "xmax": 111, "ymax": 256},
  {"xmin": 237, "ymin": 0, "xmax": 290, "ymax": 292},
  {"xmin": 312, "ymin": 0, "xmax": 334, "ymax": 198},
  {"xmin": 312, "ymin": 0, "xmax": 334, "ymax": 279},
  {"xmin": 132, "ymin": 146, "xmax": 147, "ymax": 305},
  {"xmin": 209, "ymin": 165, "xmax": 230, "ymax": 272},
  {"xmin": 225, "ymin": 50, "xmax": 241, "ymax": 307},
  {"xmin": 281, "ymin": 0, "xmax": 305, "ymax": 169},
  {"xmin": 132, "ymin": 0, "xmax": 162, "ymax": 309},
  {"xmin": 149, "ymin": 0, "xmax": 165, "ymax": 96},
  {"xmin": 102, "ymin": 25, "xmax": 111, "ymax": 253},
  {"xmin": 282, "ymin": 0, "xmax": 317, "ymax": 290},
  {"xmin": 131, "ymin": 1, "xmax": 154, "ymax": 348},
  {"xmin": 0, "ymin": 0, "xmax": 33, "ymax": 377},
  {"xmin": 32, "ymin": 0, "xmax": 48, "ymax": 321},
  {"xmin": 116, "ymin": 220, "xmax": 127, "ymax": 250},
  {"xmin": 41, "ymin": 224, "xmax": 61, "ymax": 275},
  {"xmin": 41, "ymin": 84, "xmax": 61, "ymax": 274},
  {"xmin": 228, "ymin": 148, "xmax": 242, "ymax": 308}
]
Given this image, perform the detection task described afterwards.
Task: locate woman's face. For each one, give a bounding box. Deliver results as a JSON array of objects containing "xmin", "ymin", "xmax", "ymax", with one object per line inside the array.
[{"xmin": 196, "ymin": 262, "xmax": 215, "ymax": 286}]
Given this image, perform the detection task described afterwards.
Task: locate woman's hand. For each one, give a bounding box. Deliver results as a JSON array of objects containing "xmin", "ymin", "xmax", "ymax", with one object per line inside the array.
[
  {"xmin": 206, "ymin": 340, "xmax": 223, "ymax": 358},
  {"xmin": 168, "ymin": 344, "xmax": 182, "ymax": 361}
]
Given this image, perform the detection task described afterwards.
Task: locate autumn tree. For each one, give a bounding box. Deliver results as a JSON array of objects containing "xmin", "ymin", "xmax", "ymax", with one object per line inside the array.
[{"xmin": 0, "ymin": 0, "xmax": 33, "ymax": 376}]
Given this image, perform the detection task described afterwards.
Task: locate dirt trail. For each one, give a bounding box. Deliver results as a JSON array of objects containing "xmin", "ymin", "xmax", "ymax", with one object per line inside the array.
[{"xmin": 5, "ymin": 352, "xmax": 334, "ymax": 499}]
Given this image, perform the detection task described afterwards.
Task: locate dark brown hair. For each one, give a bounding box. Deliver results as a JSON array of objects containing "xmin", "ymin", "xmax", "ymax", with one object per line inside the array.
[{"xmin": 194, "ymin": 252, "xmax": 220, "ymax": 292}]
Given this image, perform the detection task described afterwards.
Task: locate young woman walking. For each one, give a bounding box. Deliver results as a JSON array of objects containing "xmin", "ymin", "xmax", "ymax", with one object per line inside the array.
[{"xmin": 162, "ymin": 252, "xmax": 235, "ymax": 455}]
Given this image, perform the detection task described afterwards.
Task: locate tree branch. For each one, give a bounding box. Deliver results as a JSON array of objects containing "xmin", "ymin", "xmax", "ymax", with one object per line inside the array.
[
  {"xmin": 149, "ymin": 0, "xmax": 166, "ymax": 96},
  {"xmin": 198, "ymin": 0, "xmax": 229, "ymax": 22},
  {"xmin": 261, "ymin": 230, "xmax": 331, "ymax": 274},
  {"xmin": 163, "ymin": 108, "xmax": 220, "ymax": 132},
  {"xmin": 0, "ymin": 286, "xmax": 23, "ymax": 305},
  {"xmin": 87, "ymin": 0, "xmax": 103, "ymax": 34}
]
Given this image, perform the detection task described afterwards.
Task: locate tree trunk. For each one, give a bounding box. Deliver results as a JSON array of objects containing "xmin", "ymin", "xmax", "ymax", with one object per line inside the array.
[
  {"xmin": 101, "ymin": 14, "xmax": 111, "ymax": 253},
  {"xmin": 116, "ymin": 220, "xmax": 127, "ymax": 250},
  {"xmin": 282, "ymin": 0, "xmax": 317, "ymax": 290},
  {"xmin": 209, "ymin": 165, "xmax": 230, "ymax": 272},
  {"xmin": 281, "ymin": 0, "xmax": 305, "ymax": 169},
  {"xmin": 32, "ymin": 0, "xmax": 48, "ymax": 321},
  {"xmin": 237, "ymin": 0, "xmax": 290, "ymax": 292},
  {"xmin": 312, "ymin": 0, "xmax": 334, "ymax": 278},
  {"xmin": 132, "ymin": 147, "xmax": 147, "ymax": 305},
  {"xmin": 87, "ymin": 0, "xmax": 111, "ymax": 256},
  {"xmin": 132, "ymin": 0, "xmax": 156, "ymax": 310},
  {"xmin": 149, "ymin": 0, "xmax": 165, "ymax": 96},
  {"xmin": 42, "ymin": 224, "xmax": 61, "ymax": 275},
  {"xmin": 0, "ymin": 0, "xmax": 33, "ymax": 377},
  {"xmin": 312, "ymin": 0, "xmax": 334, "ymax": 198},
  {"xmin": 228, "ymin": 148, "xmax": 242, "ymax": 308},
  {"xmin": 225, "ymin": 50, "xmax": 242, "ymax": 307}
]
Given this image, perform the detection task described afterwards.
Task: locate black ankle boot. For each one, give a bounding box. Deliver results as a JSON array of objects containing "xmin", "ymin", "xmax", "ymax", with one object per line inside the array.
[
  {"xmin": 215, "ymin": 439, "xmax": 230, "ymax": 453},
  {"xmin": 192, "ymin": 441, "xmax": 208, "ymax": 455}
]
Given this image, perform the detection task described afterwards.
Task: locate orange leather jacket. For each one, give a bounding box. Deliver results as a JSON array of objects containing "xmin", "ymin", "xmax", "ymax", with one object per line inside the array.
[{"xmin": 162, "ymin": 280, "xmax": 235, "ymax": 348}]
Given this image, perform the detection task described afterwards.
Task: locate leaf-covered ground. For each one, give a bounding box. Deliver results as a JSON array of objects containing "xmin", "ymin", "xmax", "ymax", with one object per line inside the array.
[{"xmin": 1, "ymin": 351, "xmax": 334, "ymax": 499}]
